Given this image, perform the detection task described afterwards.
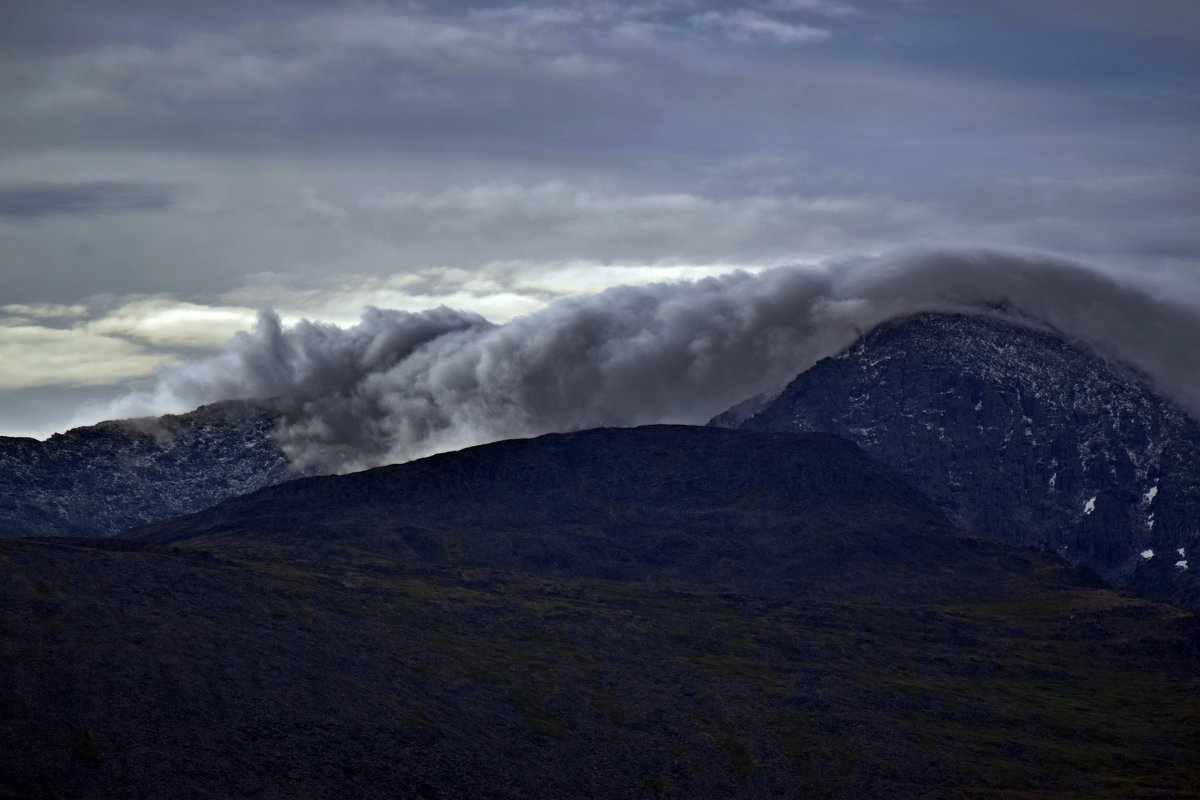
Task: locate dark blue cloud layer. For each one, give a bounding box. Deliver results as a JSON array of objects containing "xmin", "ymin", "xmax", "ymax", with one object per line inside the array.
[{"xmin": 0, "ymin": 182, "xmax": 174, "ymax": 218}]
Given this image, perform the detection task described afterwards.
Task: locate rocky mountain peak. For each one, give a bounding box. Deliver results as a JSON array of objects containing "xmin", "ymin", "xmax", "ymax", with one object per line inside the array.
[
  {"xmin": 0, "ymin": 400, "xmax": 299, "ymax": 538},
  {"xmin": 725, "ymin": 310, "xmax": 1200, "ymax": 612}
]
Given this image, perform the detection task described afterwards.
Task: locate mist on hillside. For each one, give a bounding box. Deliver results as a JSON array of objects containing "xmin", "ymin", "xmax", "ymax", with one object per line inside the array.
[{"xmin": 94, "ymin": 247, "xmax": 1200, "ymax": 473}]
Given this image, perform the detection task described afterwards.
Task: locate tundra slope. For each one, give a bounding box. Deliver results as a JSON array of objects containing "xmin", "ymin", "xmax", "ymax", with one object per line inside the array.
[{"xmin": 722, "ymin": 311, "xmax": 1200, "ymax": 612}]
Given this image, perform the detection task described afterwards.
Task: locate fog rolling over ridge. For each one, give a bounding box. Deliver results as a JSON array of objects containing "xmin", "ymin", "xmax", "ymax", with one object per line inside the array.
[{"xmin": 97, "ymin": 248, "xmax": 1200, "ymax": 474}]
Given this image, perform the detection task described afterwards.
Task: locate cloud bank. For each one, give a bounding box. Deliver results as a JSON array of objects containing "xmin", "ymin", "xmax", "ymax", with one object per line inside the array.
[{"xmin": 95, "ymin": 248, "xmax": 1200, "ymax": 474}]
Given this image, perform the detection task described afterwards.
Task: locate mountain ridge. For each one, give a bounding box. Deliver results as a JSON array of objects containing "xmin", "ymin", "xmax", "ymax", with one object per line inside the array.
[
  {"xmin": 722, "ymin": 310, "xmax": 1200, "ymax": 612},
  {"xmin": 125, "ymin": 425, "xmax": 989, "ymax": 600},
  {"xmin": 0, "ymin": 399, "xmax": 299, "ymax": 538}
]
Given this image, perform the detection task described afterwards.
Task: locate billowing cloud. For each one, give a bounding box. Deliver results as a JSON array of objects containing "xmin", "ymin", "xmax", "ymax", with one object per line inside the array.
[
  {"xmin": 223, "ymin": 261, "xmax": 770, "ymax": 325},
  {"xmin": 91, "ymin": 248, "xmax": 1200, "ymax": 474},
  {"xmin": 0, "ymin": 261, "xmax": 769, "ymax": 396}
]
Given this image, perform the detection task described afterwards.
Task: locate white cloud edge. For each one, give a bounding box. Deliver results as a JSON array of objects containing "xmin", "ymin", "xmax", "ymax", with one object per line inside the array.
[{"xmin": 0, "ymin": 261, "xmax": 774, "ymax": 393}]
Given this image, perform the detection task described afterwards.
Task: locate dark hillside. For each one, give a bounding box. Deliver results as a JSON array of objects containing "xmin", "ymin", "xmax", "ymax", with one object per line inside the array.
[{"xmin": 2, "ymin": 426, "xmax": 1197, "ymax": 799}]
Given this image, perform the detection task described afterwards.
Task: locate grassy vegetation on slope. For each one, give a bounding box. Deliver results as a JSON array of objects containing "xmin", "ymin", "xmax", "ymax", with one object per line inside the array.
[{"xmin": 1, "ymin": 427, "xmax": 1196, "ymax": 799}]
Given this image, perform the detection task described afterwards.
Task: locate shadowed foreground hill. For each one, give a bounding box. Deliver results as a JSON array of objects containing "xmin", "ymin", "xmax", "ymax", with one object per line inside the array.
[{"xmin": 2, "ymin": 426, "xmax": 1198, "ymax": 799}]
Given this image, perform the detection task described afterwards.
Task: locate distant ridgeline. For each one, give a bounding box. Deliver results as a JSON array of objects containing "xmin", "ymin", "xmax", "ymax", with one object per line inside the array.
[
  {"xmin": 716, "ymin": 310, "xmax": 1200, "ymax": 613},
  {"xmin": 0, "ymin": 401, "xmax": 298, "ymax": 538}
]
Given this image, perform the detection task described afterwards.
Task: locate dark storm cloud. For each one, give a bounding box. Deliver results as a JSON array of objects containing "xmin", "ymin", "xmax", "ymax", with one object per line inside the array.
[
  {"xmin": 2, "ymin": 1, "xmax": 1192, "ymax": 198},
  {"xmin": 100, "ymin": 248, "xmax": 1200, "ymax": 474},
  {"xmin": 0, "ymin": 181, "xmax": 174, "ymax": 218},
  {"xmin": 0, "ymin": 4, "xmax": 651, "ymax": 157}
]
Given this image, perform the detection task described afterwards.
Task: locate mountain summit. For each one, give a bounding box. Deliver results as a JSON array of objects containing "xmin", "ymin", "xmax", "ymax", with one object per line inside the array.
[{"xmin": 721, "ymin": 310, "xmax": 1200, "ymax": 611}]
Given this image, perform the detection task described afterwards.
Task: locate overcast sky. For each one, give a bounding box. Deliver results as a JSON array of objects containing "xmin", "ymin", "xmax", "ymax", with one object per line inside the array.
[{"xmin": 2, "ymin": 0, "xmax": 1198, "ymax": 437}]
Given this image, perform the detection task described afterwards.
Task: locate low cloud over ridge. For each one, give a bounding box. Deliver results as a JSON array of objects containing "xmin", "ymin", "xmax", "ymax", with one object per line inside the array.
[{"xmin": 97, "ymin": 248, "xmax": 1200, "ymax": 474}]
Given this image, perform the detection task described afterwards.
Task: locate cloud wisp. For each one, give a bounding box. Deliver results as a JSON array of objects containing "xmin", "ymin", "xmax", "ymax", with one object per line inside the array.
[
  {"xmin": 689, "ymin": 10, "xmax": 831, "ymax": 44},
  {"xmin": 0, "ymin": 181, "xmax": 173, "ymax": 218},
  {"xmin": 92, "ymin": 248, "xmax": 1200, "ymax": 474}
]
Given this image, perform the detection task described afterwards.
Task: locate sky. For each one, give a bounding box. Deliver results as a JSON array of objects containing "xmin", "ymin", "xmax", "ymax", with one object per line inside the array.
[{"xmin": 2, "ymin": 0, "xmax": 1198, "ymax": 439}]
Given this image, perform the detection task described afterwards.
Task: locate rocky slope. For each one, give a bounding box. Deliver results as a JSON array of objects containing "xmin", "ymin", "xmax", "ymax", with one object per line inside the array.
[
  {"xmin": 721, "ymin": 310, "xmax": 1200, "ymax": 612},
  {"xmin": 0, "ymin": 400, "xmax": 299, "ymax": 538},
  {"xmin": 3, "ymin": 425, "xmax": 1198, "ymax": 799}
]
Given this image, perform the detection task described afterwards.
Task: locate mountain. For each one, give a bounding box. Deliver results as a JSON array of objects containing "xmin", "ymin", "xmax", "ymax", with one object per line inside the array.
[
  {"xmin": 127, "ymin": 425, "xmax": 962, "ymax": 593},
  {"xmin": 0, "ymin": 400, "xmax": 300, "ymax": 539},
  {"xmin": 3, "ymin": 425, "xmax": 1198, "ymax": 799},
  {"xmin": 720, "ymin": 310, "xmax": 1200, "ymax": 612}
]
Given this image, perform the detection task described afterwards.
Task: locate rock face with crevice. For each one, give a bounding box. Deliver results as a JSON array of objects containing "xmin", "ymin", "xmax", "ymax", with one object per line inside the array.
[
  {"xmin": 0, "ymin": 401, "xmax": 299, "ymax": 539},
  {"xmin": 722, "ymin": 311, "xmax": 1200, "ymax": 612}
]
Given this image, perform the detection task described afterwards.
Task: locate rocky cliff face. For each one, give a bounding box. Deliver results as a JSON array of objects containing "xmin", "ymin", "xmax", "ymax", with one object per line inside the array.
[
  {"xmin": 724, "ymin": 311, "xmax": 1200, "ymax": 612},
  {"xmin": 0, "ymin": 401, "xmax": 299, "ymax": 538}
]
